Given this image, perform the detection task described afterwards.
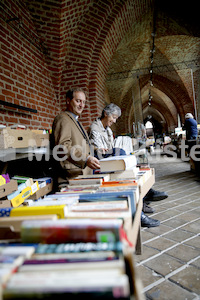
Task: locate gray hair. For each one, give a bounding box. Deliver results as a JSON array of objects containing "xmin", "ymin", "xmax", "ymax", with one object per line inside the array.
[
  {"xmin": 100, "ymin": 103, "xmax": 121, "ymax": 119},
  {"xmin": 185, "ymin": 113, "xmax": 194, "ymax": 119}
]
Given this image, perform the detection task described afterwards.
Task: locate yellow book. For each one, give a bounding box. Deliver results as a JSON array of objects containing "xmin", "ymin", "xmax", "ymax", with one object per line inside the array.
[
  {"xmin": 11, "ymin": 186, "xmax": 32, "ymax": 208},
  {"xmin": 10, "ymin": 205, "xmax": 68, "ymax": 219},
  {"xmin": 10, "ymin": 182, "xmax": 39, "ymax": 208}
]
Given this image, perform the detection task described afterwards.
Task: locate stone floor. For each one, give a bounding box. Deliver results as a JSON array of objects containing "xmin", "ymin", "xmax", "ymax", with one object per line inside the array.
[{"xmin": 135, "ymin": 151, "xmax": 200, "ymax": 300}]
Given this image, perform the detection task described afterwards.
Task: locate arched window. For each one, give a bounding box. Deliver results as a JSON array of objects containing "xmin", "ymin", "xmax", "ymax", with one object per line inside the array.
[{"xmin": 145, "ymin": 121, "xmax": 153, "ymax": 129}]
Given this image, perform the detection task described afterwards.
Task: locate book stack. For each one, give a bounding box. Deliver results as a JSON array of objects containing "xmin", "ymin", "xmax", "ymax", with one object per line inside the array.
[
  {"xmin": 2, "ymin": 219, "xmax": 133, "ymax": 299},
  {"xmin": 0, "ymin": 155, "xmax": 154, "ymax": 299},
  {"xmin": 7, "ymin": 178, "xmax": 39, "ymax": 208},
  {"xmin": 68, "ymin": 175, "xmax": 109, "ymax": 187},
  {"xmin": 12, "ymin": 176, "xmax": 53, "ymax": 202},
  {"xmin": 0, "ymin": 176, "xmax": 39, "ymax": 209},
  {"xmin": 98, "ymin": 155, "xmax": 140, "ymax": 180},
  {"xmin": 0, "ymin": 245, "xmax": 36, "ymax": 285}
]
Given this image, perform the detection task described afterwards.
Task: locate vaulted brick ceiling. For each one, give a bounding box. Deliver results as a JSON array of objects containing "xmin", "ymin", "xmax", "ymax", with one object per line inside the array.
[
  {"xmin": 106, "ymin": 0, "xmax": 200, "ymax": 133},
  {"xmin": 25, "ymin": 0, "xmax": 200, "ymax": 134}
]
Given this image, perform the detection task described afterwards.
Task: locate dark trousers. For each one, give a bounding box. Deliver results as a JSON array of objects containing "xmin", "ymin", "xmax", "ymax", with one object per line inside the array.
[
  {"xmin": 186, "ymin": 138, "xmax": 197, "ymax": 155},
  {"xmin": 94, "ymin": 147, "xmax": 126, "ymax": 159}
]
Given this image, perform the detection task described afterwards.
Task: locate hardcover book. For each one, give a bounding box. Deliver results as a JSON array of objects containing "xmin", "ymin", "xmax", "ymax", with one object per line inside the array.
[
  {"xmin": 68, "ymin": 178, "xmax": 103, "ymax": 186},
  {"xmin": 17, "ymin": 256, "xmax": 125, "ymax": 272},
  {"xmin": 67, "ymin": 209, "xmax": 132, "ymax": 221},
  {"xmin": 78, "ymin": 191, "xmax": 136, "ymax": 217},
  {"xmin": 76, "ymin": 173, "xmax": 110, "ymax": 181},
  {"xmin": 101, "ymin": 180, "xmax": 137, "ymax": 188},
  {"xmin": 3, "ymin": 271, "xmax": 130, "ymax": 299},
  {"xmin": 1, "ymin": 246, "xmax": 35, "ymax": 259},
  {"xmin": 70, "ymin": 200, "xmax": 128, "ymax": 212},
  {"xmin": 109, "ymin": 168, "xmax": 140, "ymax": 180},
  {"xmin": 34, "ymin": 241, "xmax": 123, "ymax": 255},
  {"xmin": 21, "ymin": 219, "xmax": 123, "ymax": 244},
  {"xmin": 99, "ymin": 155, "xmax": 137, "ymax": 172}
]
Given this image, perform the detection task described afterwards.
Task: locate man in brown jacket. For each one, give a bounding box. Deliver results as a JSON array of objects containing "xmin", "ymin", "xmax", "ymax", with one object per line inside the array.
[{"xmin": 52, "ymin": 88, "xmax": 100, "ymax": 185}]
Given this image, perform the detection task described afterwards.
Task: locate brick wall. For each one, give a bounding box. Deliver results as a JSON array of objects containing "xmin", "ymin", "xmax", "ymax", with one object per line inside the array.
[
  {"xmin": 0, "ymin": 0, "xmax": 151, "ymax": 132},
  {"xmin": 0, "ymin": 0, "xmax": 60, "ymax": 130}
]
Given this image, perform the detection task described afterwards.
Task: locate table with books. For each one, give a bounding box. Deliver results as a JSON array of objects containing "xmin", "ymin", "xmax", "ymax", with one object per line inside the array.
[{"xmin": 0, "ymin": 154, "xmax": 155, "ymax": 300}]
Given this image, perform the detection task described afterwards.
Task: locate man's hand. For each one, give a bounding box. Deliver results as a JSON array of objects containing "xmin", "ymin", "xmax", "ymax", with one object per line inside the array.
[{"xmin": 86, "ymin": 156, "xmax": 101, "ymax": 169}]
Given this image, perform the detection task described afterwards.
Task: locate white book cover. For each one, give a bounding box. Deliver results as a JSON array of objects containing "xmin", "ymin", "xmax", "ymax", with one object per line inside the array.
[
  {"xmin": 18, "ymin": 257, "xmax": 125, "ymax": 272},
  {"xmin": 109, "ymin": 167, "xmax": 140, "ymax": 180},
  {"xmin": 1, "ymin": 246, "xmax": 35, "ymax": 259},
  {"xmin": 76, "ymin": 173, "xmax": 110, "ymax": 182},
  {"xmin": 67, "ymin": 210, "xmax": 131, "ymax": 220},
  {"xmin": 68, "ymin": 178, "xmax": 103, "ymax": 186},
  {"xmin": 29, "ymin": 198, "xmax": 78, "ymax": 207},
  {"xmin": 99, "ymin": 155, "xmax": 137, "ymax": 172},
  {"xmin": 21, "ymin": 218, "xmax": 123, "ymax": 228},
  {"xmin": 4, "ymin": 271, "xmax": 130, "ymax": 298},
  {"xmin": 70, "ymin": 200, "xmax": 128, "ymax": 212}
]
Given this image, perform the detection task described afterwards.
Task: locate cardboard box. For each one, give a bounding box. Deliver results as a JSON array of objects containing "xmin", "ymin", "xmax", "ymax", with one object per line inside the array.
[
  {"xmin": 31, "ymin": 130, "xmax": 45, "ymax": 134},
  {"xmin": 0, "ymin": 128, "xmax": 50, "ymax": 149},
  {"xmin": 0, "ymin": 128, "xmax": 35, "ymax": 149},
  {"xmin": 32, "ymin": 132, "xmax": 49, "ymax": 147},
  {"xmin": 29, "ymin": 181, "xmax": 53, "ymax": 200},
  {"xmin": 0, "ymin": 180, "xmax": 18, "ymax": 199},
  {"xmin": 0, "ymin": 199, "xmax": 11, "ymax": 208}
]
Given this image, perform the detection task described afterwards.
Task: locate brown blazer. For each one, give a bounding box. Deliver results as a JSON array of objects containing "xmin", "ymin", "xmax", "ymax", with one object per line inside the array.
[{"xmin": 52, "ymin": 111, "xmax": 93, "ymax": 180}]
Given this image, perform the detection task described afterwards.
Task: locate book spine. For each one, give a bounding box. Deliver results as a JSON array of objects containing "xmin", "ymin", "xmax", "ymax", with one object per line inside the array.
[
  {"xmin": 21, "ymin": 256, "xmax": 118, "ymax": 266},
  {"xmin": 0, "ymin": 207, "xmax": 12, "ymax": 217},
  {"xmin": 21, "ymin": 225, "xmax": 121, "ymax": 244},
  {"xmin": 3, "ymin": 289, "xmax": 130, "ymax": 299},
  {"xmin": 35, "ymin": 241, "xmax": 123, "ymax": 254}
]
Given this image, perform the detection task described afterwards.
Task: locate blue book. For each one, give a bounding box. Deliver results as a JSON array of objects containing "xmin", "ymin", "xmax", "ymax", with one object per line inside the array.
[
  {"xmin": 0, "ymin": 207, "xmax": 12, "ymax": 217},
  {"xmin": 78, "ymin": 190, "xmax": 136, "ymax": 218},
  {"xmin": 51, "ymin": 189, "xmax": 136, "ymax": 217}
]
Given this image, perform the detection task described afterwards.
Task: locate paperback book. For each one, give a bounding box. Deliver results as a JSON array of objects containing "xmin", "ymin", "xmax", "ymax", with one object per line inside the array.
[
  {"xmin": 34, "ymin": 241, "xmax": 123, "ymax": 255},
  {"xmin": 21, "ymin": 219, "xmax": 123, "ymax": 244},
  {"xmin": 77, "ymin": 191, "xmax": 136, "ymax": 217},
  {"xmin": 70, "ymin": 200, "xmax": 129, "ymax": 212},
  {"xmin": 3, "ymin": 270, "xmax": 130, "ymax": 299},
  {"xmin": 10, "ymin": 205, "xmax": 69, "ymax": 219}
]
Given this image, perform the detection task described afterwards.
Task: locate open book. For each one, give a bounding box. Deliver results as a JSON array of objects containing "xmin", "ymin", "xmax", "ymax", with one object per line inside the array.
[{"xmin": 99, "ymin": 155, "xmax": 137, "ymax": 172}]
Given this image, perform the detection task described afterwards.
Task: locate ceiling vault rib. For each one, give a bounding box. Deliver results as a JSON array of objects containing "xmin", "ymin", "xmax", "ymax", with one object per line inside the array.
[{"xmin": 106, "ymin": 59, "xmax": 200, "ymax": 81}]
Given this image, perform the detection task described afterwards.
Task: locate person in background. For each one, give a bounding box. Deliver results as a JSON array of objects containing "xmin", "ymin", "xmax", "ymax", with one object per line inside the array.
[
  {"xmin": 182, "ymin": 113, "xmax": 198, "ymax": 155},
  {"xmin": 52, "ymin": 88, "xmax": 100, "ymax": 187},
  {"xmin": 88, "ymin": 103, "xmax": 126, "ymax": 158},
  {"xmin": 88, "ymin": 103, "xmax": 168, "ymax": 228}
]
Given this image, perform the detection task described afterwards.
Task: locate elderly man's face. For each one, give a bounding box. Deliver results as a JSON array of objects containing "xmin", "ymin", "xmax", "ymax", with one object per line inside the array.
[{"xmin": 67, "ymin": 91, "xmax": 86, "ymax": 116}]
